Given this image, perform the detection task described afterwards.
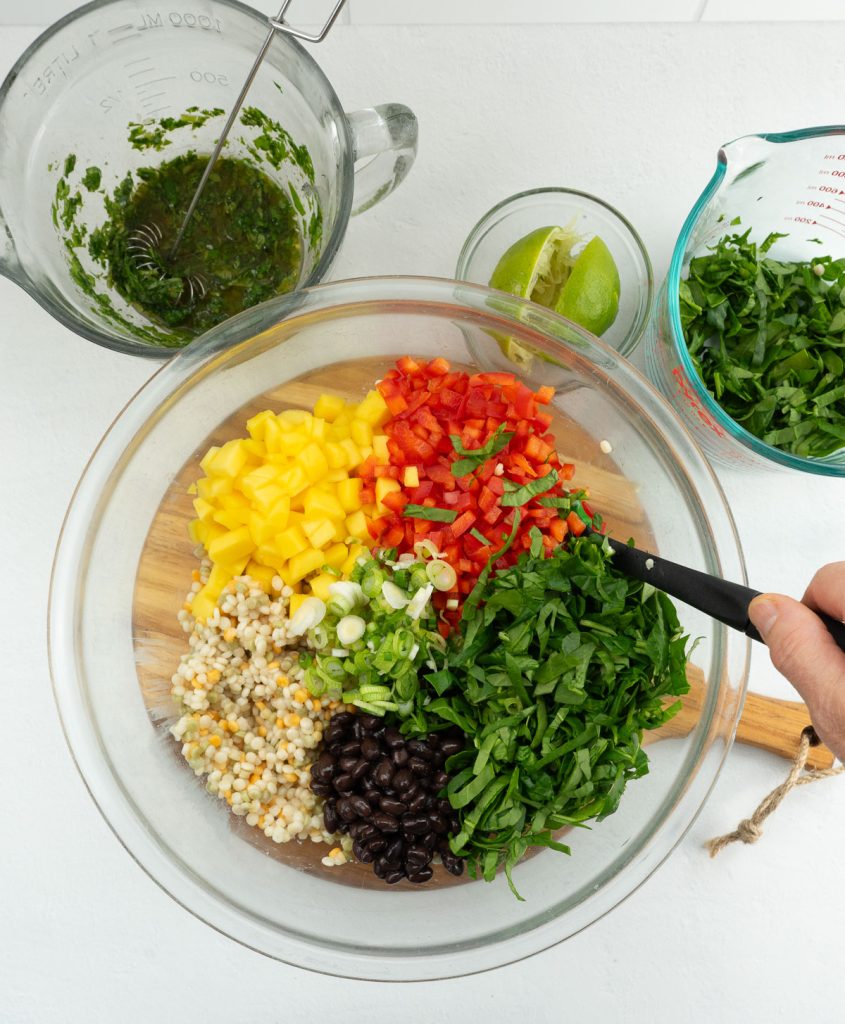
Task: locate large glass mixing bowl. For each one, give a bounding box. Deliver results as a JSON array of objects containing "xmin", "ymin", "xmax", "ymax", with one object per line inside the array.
[{"xmin": 49, "ymin": 277, "xmax": 748, "ymax": 980}]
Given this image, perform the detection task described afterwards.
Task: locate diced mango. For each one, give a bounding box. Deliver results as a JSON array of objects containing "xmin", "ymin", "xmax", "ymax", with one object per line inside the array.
[
  {"xmin": 307, "ymin": 573, "xmax": 338, "ymax": 601},
  {"xmin": 278, "ymin": 409, "xmax": 311, "ymax": 428},
  {"xmin": 375, "ymin": 476, "xmax": 401, "ymax": 514},
  {"xmin": 251, "ymin": 483, "xmax": 287, "ymax": 512},
  {"xmin": 302, "ymin": 518, "xmax": 337, "ymax": 549},
  {"xmin": 403, "ymin": 466, "xmax": 420, "ymax": 488},
  {"xmin": 193, "ymin": 497, "xmax": 216, "ymax": 522},
  {"xmin": 336, "ymin": 477, "xmax": 362, "ymax": 513},
  {"xmin": 239, "ymin": 464, "xmax": 278, "ymax": 497},
  {"xmin": 248, "ymin": 511, "xmax": 277, "ymax": 547},
  {"xmin": 303, "ymin": 487, "xmax": 346, "ymax": 521},
  {"xmin": 323, "ymin": 542, "xmax": 348, "ymax": 569},
  {"xmin": 275, "ymin": 524, "xmax": 309, "ymax": 560},
  {"xmin": 355, "ymin": 389, "xmax": 389, "ymax": 427},
  {"xmin": 350, "ymin": 418, "xmax": 373, "ymax": 447},
  {"xmin": 241, "ymin": 438, "xmax": 266, "ymax": 460},
  {"xmin": 288, "ymin": 592, "xmax": 310, "ymax": 617},
  {"xmin": 298, "ymin": 442, "xmax": 329, "ymax": 483},
  {"xmin": 328, "ymin": 413, "xmax": 352, "ymax": 440},
  {"xmin": 254, "ymin": 543, "xmax": 286, "ymax": 571},
  {"xmin": 208, "ymin": 439, "xmax": 249, "ymax": 479},
  {"xmin": 188, "ymin": 518, "xmax": 204, "ymax": 544},
  {"xmin": 219, "ymin": 492, "xmax": 250, "ymax": 510},
  {"xmin": 208, "ymin": 526, "xmax": 254, "ymax": 566},
  {"xmin": 310, "ymin": 417, "xmax": 327, "ymax": 442},
  {"xmin": 288, "ymin": 547, "xmax": 325, "ymax": 583},
  {"xmin": 314, "ymin": 393, "xmax": 347, "ymax": 421},
  {"xmin": 324, "ymin": 442, "xmax": 347, "ymax": 470},
  {"xmin": 276, "ymin": 465, "xmax": 308, "ymax": 497},
  {"xmin": 277, "ymin": 431, "xmax": 309, "ymax": 456},
  {"xmin": 199, "ymin": 446, "xmax": 220, "ymax": 475},
  {"xmin": 207, "ymin": 563, "xmax": 234, "ymax": 594},
  {"xmin": 190, "ymin": 588, "xmax": 217, "ymax": 623},
  {"xmin": 339, "ymin": 438, "xmax": 361, "ymax": 469},
  {"xmin": 345, "ymin": 509, "xmax": 368, "ymax": 540},
  {"xmin": 372, "ymin": 434, "xmax": 389, "ymax": 463},
  {"xmin": 246, "ymin": 410, "xmax": 274, "ymax": 441},
  {"xmin": 341, "ymin": 543, "xmax": 367, "ymax": 575},
  {"xmin": 213, "ymin": 508, "xmax": 250, "ymax": 531},
  {"xmin": 262, "ymin": 416, "xmax": 284, "ymax": 453},
  {"xmin": 197, "ymin": 476, "xmax": 232, "ymax": 500},
  {"xmin": 246, "ymin": 561, "xmax": 276, "ymax": 592}
]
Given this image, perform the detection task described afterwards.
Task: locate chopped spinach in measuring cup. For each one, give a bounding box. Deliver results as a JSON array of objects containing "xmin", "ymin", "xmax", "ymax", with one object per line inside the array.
[{"xmin": 679, "ymin": 228, "xmax": 845, "ymax": 458}]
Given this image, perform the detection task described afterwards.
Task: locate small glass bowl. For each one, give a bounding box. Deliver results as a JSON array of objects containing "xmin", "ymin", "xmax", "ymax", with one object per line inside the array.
[{"xmin": 456, "ymin": 187, "xmax": 653, "ymax": 360}]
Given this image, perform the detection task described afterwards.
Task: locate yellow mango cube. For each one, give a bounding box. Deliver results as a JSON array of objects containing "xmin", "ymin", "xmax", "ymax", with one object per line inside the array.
[
  {"xmin": 288, "ymin": 592, "xmax": 310, "ymax": 617},
  {"xmin": 197, "ymin": 476, "xmax": 232, "ymax": 500},
  {"xmin": 310, "ymin": 417, "xmax": 327, "ymax": 442},
  {"xmin": 355, "ymin": 390, "xmax": 389, "ymax": 427},
  {"xmin": 288, "ymin": 547, "xmax": 325, "ymax": 583},
  {"xmin": 246, "ymin": 410, "xmax": 274, "ymax": 441},
  {"xmin": 314, "ymin": 393, "xmax": 346, "ymax": 421},
  {"xmin": 278, "ymin": 409, "xmax": 311, "ymax": 428},
  {"xmin": 253, "ymin": 543, "xmax": 285, "ymax": 571},
  {"xmin": 206, "ymin": 563, "xmax": 234, "ymax": 594},
  {"xmin": 403, "ymin": 466, "xmax": 420, "ymax": 488},
  {"xmin": 213, "ymin": 508, "xmax": 250, "ymax": 531},
  {"xmin": 345, "ymin": 509, "xmax": 368, "ymax": 540},
  {"xmin": 351, "ymin": 418, "xmax": 373, "ymax": 447},
  {"xmin": 241, "ymin": 438, "xmax": 266, "ymax": 460},
  {"xmin": 307, "ymin": 573, "xmax": 338, "ymax": 601},
  {"xmin": 277, "ymin": 431, "xmax": 309, "ymax": 456},
  {"xmin": 262, "ymin": 416, "xmax": 284, "ymax": 453},
  {"xmin": 275, "ymin": 524, "xmax": 308, "ymax": 560},
  {"xmin": 298, "ymin": 442, "xmax": 329, "ymax": 483},
  {"xmin": 372, "ymin": 434, "xmax": 390, "ymax": 463},
  {"xmin": 193, "ymin": 497, "xmax": 216, "ymax": 523},
  {"xmin": 323, "ymin": 542, "xmax": 348, "ymax": 569},
  {"xmin": 341, "ymin": 543, "xmax": 367, "ymax": 575},
  {"xmin": 324, "ymin": 442, "xmax": 347, "ymax": 469},
  {"xmin": 239, "ymin": 463, "xmax": 278, "ymax": 497},
  {"xmin": 328, "ymin": 413, "xmax": 352, "ymax": 440},
  {"xmin": 199, "ymin": 446, "xmax": 220, "ymax": 475},
  {"xmin": 209, "ymin": 439, "xmax": 249, "ymax": 479},
  {"xmin": 335, "ymin": 477, "xmax": 362, "ymax": 512},
  {"xmin": 246, "ymin": 561, "xmax": 276, "ymax": 592},
  {"xmin": 339, "ymin": 438, "xmax": 361, "ymax": 469},
  {"xmin": 219, "ymin": 492, "xmax": 250, "ymax": 510},
  {"xmin": 190, "ymin": 588, "xmax": 217, "ymax": 624},
  {"xmin": 208, "ymin": 526, "xmax": 254, "ymax": 566},
  {"xmin": 302, "ymin": 518, "xmax": 336, "ymax": 549},
  {"xmin": 276, "ymin": 464, "xmax": 308, "ymax": 497},
  {"xmin": 248, "ymin": 511, "xmax": 276, "ymax": 547},
  {"xmin": 303, "ymin": 487, "xmax": 346, "ymax": 521},
  {"xmin": 375, "ymin": 476, "xmax": 401, "ymax": 514}
]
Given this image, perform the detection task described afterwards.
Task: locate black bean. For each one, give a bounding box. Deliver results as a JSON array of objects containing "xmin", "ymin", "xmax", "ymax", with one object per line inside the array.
[
  {"xmin": 370, "ymin": 812, "xmax": 400, "ymax": 833},
  {"xmin": 384, "ymin": 727, "xmax": 404, "ymax": 750},
  {"xmin": 348, "ymin": 820, "xmax": 368, "ymax": 839},
  {"xmin": 361, "ymin": 736, "xmax": 381, "ymax": 761},
  {"xmin": 379, "ymin": 796, "xmax": 407, "ymax": 817},
  {"xmin": 436, "ymin": 798, "xmax": 452, "ymax": 816},
  {"xmin": 422, "ymin": 831, "xmax": 438, "ymax": 851},
  {"xmin": 441, "ymin": 852, "xmax": 464, "ymax": 876},
  {"xmin": 356, "ymin": 823, "xmax": 379, "ymax": 842},
  {"xmin": 432, "ymin": 770, "xmax": 449, "ymax": 791},
  {"xmin": 373, "ymin": 858, "xmax": 388, "ymax": 879},
  {"xmin": 352, "ymin": 718, "xmax": 364, "ymax": 740},
  {"xmin": 358, "ymin": 714, "xmax": 381, "ymax": 733},
  {"xmin": 337, "ymin": 797, "xmax": 358, "ymax": 822},
  {"xmin": 407, "ymin": 791, "xmax": 428, "ymax": 814},
  {"xmin": 391, "ymin": 747, "xmax": 410, "ymax": 768},
  {"xmin": 449, "ymin": 815, "xmax": 461, "ymax": 832},
  {"xmin": 408, "ymin": 756, "xmax": 432, "ymax": 777},
  {"xmin": 407, "ymin": 866, "xmax": 433, "ymax": 884},
  {"xmin": 439, "ymin": 737, "xmax": 463, "ymax": 758},
  {"xmin": 333, "ymin": 773, "xmax": 355, "ymax": 794},
  {"xmin": 436, "ymin": 836, "xmax": 451, "ymax": 855},
  {"xmin": 323, "ymin": 801, "xmax": 340, "ymax": 834},
  {"xmin": 311, "ymin": 753, "xmax": 336, "ymax": 780},
  {"xmin": 310, "ymin": 780, "xmax": 331, "ymax": 797},
  {"xmin": 348, "ymin": 795, "xmax": 372, "ymax": 818},
  {"xmin": 385, "ymin": 870, "xmax": 405, "ymax": 884},
  {"xmin": 340, "ymin": 740, "xmax": 361, "ymax": 757},
  {"xmin": 350, "ymin": 759, "xmax": 370, "ymax": 782},
  {"xmin": 405, "ymin": 844, "xmax": 432, "ymax": 870},
  {"xmin": 367, "ymin": 836, "xmax": 387, "ymax": 854},
  {"xmin": 407, "ymin": 740, "xmax": 433, "ymax": 760},
  {"xmin": 401, "ymin": 813, "xmax": 430, "ymax": 835},
  {"xmin": 361, "ymin": 776, "xmax": 379, "ymax": 794},
  {"xmin": 402, "ymin": 783, "xmax": 420, "ymax": 804},
  {"xmin": 373, "ymin": 759, "xmax": 394, "ymax": 789},
  {"xmin": 339, "ymin": 754, "xmax": 359, "ymax": 772},
  {"xmin": 393, "ymin": 769, "xmax": 414, "ymax": 792},
  {"xmin": 353, "ymin": 841, "xmax": 376, "ymax": 863},
  {"xmin": 428, "ymin": 812, "xmax": 448, "ymax": 834},
  {"xmin": 384, "ymin": 837, "xmax": 404, "ymax": 863},
  {"xmin": 425, "ymin": 733, "xmax": 440, "ymax": 748},
  {"xmin": 431, "ymin": 751, "xmax": 445, "ymax": 769}
]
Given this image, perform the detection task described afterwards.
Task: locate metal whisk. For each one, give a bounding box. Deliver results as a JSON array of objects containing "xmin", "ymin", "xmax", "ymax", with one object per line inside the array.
[{"xmin": 128, "ymin": 0, "xmax": 348, "ymax": 295}]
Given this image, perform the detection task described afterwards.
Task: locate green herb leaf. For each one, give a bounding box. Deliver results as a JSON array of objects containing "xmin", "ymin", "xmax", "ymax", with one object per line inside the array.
[
  {"xmin": 501, "ymin": 470, "xmax": 559, "ymax": 506},
  {"xmin": 450, "ymin": 424, "xmax": 514, "ymax": 476},
  {"xmin": 402, "ymin": 505, "xmax": 458, "ymax": 523}
]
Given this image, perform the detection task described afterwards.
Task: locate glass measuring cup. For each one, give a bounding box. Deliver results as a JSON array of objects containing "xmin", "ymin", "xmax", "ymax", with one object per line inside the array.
[
  {"xmin": 644, "ymin": 126, "xmax": 845, "ymax": 475},
  {"xmin": 0, "ymin": 0, "xmax": 418, "ymax": 358}
]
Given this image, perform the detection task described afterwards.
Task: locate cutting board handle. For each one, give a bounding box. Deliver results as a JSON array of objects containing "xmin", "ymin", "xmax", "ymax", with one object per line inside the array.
[{"xmin": 737, "ymin": 691, "xmax": 835, "ymax": 771}]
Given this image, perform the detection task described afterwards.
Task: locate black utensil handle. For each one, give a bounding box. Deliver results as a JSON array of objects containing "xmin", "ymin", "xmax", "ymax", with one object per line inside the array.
[{"xmin": 603, "ymin": 536, "xmax": 845, "ymax": 654}]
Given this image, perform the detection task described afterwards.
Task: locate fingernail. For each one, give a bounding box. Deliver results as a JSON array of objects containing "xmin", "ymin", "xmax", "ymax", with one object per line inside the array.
[{"xmin": 749, "ymin": 595, "xmax": 778, "ymax": 638}]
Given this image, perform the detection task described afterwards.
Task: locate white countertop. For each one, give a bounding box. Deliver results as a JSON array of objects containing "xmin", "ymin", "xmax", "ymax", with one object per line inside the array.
[{"xmin": 4, "ymin": 17, "xmax": 845, "ymax": 1023}]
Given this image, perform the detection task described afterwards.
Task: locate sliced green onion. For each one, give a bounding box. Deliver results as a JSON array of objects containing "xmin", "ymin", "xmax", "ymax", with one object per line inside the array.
[{"xmin": 426, "ymin": 559, "xmax": 457, "ymax": 592}]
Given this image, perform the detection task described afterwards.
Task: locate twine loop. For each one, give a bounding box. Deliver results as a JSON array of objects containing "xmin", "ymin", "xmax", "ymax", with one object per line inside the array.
[{"xmin": 706, "ymin": 726, "xmax": 844, "ymax": 858}]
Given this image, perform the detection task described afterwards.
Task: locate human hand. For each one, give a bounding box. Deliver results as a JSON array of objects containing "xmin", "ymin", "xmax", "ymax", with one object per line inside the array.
[{"xmin": 748, "ymin": 562, "xmax": 845, "ymax": 763}]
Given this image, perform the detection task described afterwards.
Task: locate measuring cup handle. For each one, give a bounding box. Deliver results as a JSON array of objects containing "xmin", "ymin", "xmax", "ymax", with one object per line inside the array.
[{"xmin": 345, "ymin": 104, "xmax": 418, "ymax": 216}]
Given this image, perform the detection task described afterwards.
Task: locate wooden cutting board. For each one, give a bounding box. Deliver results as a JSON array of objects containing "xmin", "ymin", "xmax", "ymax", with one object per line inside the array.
[{"xmin": 131, "ymin": 356, "xmax": 834, "ymax": 886}]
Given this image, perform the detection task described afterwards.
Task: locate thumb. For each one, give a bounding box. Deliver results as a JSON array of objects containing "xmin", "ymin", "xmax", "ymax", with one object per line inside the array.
[{"xmin": 749, "ymin": 593, "xmax": 845, "ymax": 758}]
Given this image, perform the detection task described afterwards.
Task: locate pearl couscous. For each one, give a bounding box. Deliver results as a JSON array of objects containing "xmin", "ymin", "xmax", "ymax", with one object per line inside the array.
[{"xmin": 170, "ymin": 561, "xmax": 352, "ymax": 863}]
